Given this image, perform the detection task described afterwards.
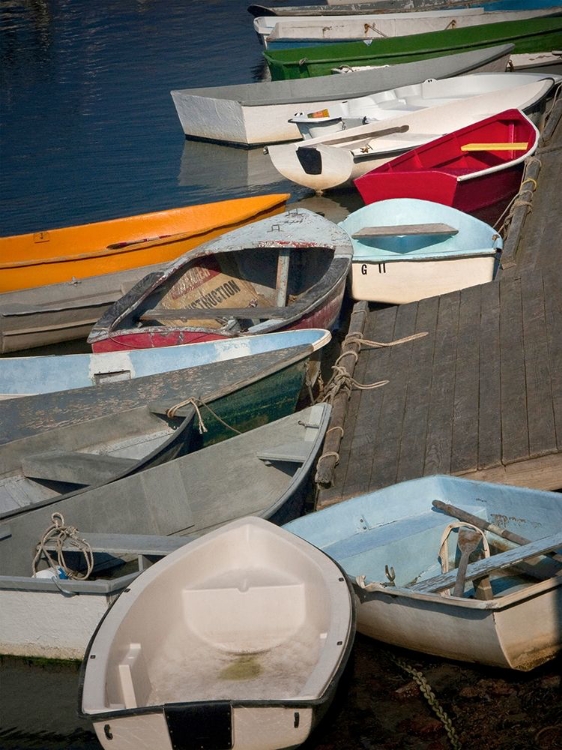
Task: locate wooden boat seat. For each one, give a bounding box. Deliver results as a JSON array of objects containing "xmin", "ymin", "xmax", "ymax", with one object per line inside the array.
[
  {"xmin": 257, "ymin": 440, "xmax": 311, "ymax": 464},
  {"xmin": 352, "ymin": 223, "xmax": 458, "ymax": 239},
  {"xmin": 460, "ymin": 142, "xmax": 528, "ymax": 152},
  {"xmin": 409, "ymin": 531, "xmax": 562, "ymax": 596},
  {"xmin": 139, "ymin": 305, "xmax": 293, "ymax": 322},
  {"xmin": 21, "ymin": 451, "xmax": 137, "ymax": 486}
]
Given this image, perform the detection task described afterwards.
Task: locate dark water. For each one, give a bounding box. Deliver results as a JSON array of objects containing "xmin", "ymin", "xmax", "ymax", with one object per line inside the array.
[{"xmin": 0, "ymin": 0, "xmax": 357, "ymax": 238}]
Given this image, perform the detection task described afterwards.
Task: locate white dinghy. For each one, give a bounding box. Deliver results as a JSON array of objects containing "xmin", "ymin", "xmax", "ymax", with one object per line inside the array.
[
  {"xmin": 267, "ymin": 73, "xmax": 559, "ymax": 190},
  {"xmin": 170, "ymin": 45, "xmax": 512, "ymax": 146},
  {"xmin": 254, "ymin": 6, "xmax": 559, "ymax": 49},
  {"xmin": 80, "ymin": 516, "xmax": 355, "ymax": 750}
]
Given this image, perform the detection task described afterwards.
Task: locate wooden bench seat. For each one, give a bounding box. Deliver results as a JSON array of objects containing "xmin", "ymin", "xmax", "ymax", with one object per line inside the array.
[
  {"xmin": 257, "ymin": 441, "xmax": 311, "ymax": 464},
  {"xmin": 410, "ymin": 531, "xmax": 562, "ymax": 596},
  {"xmin": 352, "ymin": 223, "xmax": 458, "ymax": 239},
  {"xmin": 21, "ymin": 451, "xmax": 137, "ymax": 485},
  {"xmin": 139, "ymin": 305, "xmax": 292, "ymax": 322}
]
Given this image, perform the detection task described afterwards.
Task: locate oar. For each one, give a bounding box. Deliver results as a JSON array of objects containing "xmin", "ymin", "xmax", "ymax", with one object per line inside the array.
[
  {"xmin": 433, "ymin": 499, "xmax": 562, "ymax": 565},
  {"xmin": 452, "ymin": 528, "xmax": 483, "ymax": 598},
  {"xmin": 299, "ymin": 123, "xmax": 409, "ymax": 149}
]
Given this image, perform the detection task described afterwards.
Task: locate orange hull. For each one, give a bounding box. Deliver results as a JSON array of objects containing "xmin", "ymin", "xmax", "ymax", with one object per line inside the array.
[{"xmin": 0, "ymin": 194, "xmax": 289, "ymax": 293}]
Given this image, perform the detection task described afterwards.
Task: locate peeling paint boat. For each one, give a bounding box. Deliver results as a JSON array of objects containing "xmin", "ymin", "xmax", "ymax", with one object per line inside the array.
[{"xmin": 285, "ymin": 475, "xmax": 562, "ymax": 670}]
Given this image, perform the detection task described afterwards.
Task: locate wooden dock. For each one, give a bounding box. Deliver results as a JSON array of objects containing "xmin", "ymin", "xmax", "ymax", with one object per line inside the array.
[{"xmin": 316, "ymin": 98, "xmax": 562, "ymax": 508}]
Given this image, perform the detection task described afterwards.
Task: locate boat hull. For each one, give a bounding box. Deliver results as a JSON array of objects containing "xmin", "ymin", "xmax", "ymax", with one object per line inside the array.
[
  {"xmin": 0, "ymin": 195, "xmax": 289, "ymax": 293},
  {"xmin": 90, "ymin": 275, "xmax": 346, "ymax": 351},
  {"xmin": 81, "ymin": 517, "xmax": 354, "ymax": 750},
  {"xmin": 354, "ymin": 579, "xmax": 562, "ymax": 670},
  {"xmin": 357, "ymin": 165, "xmax": 526, "ymax": 225},
  {"xmin": 350, "ymin": 254, "xmax": 497, "ymax": 303},
  {"xmin": 267, "ymin": 77, "xmax": 555, "ymax": 190},
  {"xmin": 258, "ymin": 7, "xmax": 559, "ymax": 50},
  {"xmin": 341, "ymin": 198, "xmax": 501, "ymax": 303},
  {"xmin": 354, "ymin": 108, "xmax": 540, "ymax": 225},
  {"xmin": 170, "ymin": 45, "xmax": 512, "ymax": 146},
  {"xmin": 285, "ymin": 474, "xmax": 562, "ymax": 670},
  {"xmin": 0, "ymin": 345, "xmax": 316, "ymax": 445},
  {"xmin": 88, "ymin": 209, "xmax": 353, "ymax": 353},
  {"xmin": 264, "ymin": 17, "xmax": 562, "ymax": 79},
  {"xmin": 0, "ymin": 406, "xmax": 333, "ymax": 659},
  {"xmin": 0, "ymin": 329, "xmax": 331, "ymax": 398},
  {"xmin": 0, "ymin": 264, "xmax": 162, "ymax": 354}
]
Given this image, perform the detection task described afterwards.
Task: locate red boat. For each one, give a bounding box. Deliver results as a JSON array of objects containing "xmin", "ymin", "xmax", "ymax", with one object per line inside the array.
[
  {"xmin": 88, "ymin": 209, "xmax": 352, "ymax": 352},
  {"xmin": 354, "ymin": 109, "xmax": 539, "ymax": 227}
]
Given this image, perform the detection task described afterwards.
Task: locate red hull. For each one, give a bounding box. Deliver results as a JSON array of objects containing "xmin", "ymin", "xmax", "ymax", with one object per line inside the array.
[
  {"xmin": 91, "ymin": 277, "xmax": 346, "ymax": 353},
  {"xmin": 355, "ymin": 109, "xmax": 538, "ymax": 226}
]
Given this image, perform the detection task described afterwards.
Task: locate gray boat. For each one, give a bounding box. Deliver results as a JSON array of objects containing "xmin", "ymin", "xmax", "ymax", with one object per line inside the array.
[{"xmin": 0, "ymin": 404, "xmax": 331, "ymax": 660}]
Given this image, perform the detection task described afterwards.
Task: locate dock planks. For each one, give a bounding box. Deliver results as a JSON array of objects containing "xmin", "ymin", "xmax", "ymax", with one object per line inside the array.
[{"xmin": 317, "ymin": 99, "xmax": 562, "ymax": 507}]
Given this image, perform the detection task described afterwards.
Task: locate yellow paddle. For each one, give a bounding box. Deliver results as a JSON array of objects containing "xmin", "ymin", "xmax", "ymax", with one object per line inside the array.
[{"xmin": 460, "ymin": 142, "xmax": 528, "ymax": 152}]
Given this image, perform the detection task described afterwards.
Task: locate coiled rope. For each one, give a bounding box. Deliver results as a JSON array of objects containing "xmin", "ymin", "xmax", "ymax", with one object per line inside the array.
[{"xmin": 33, "ymin": 512, "xmax": 94, "ymax": 581}]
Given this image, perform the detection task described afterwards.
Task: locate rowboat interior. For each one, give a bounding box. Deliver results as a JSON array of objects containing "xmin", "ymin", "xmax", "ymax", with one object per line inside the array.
[
  {"xmin": 85, "ymin": 520, "xmax": 351, "ymax": 711},
  {"xmin": 374, "ymin": 111, "xmax": 537, "ymax": 177},
  {"xmin": 133, "ymin": 244, "xmax": 340, "ymax": 333},
  {"xmin": 347, "ymin": 504, "xmax": 562, "ymax": 602},
  {"xmin": 0, "ymin": 408, "xmax": 193, "ymax": 517}
]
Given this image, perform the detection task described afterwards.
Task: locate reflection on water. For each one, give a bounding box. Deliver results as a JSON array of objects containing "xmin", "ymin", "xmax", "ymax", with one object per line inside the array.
[
  {"xmin": 178, "ymin": 138, "xmax": 290, "ymax": 197},
  {"xmin": 1, "ymin": 657, "xmax": 97, "ymax": 749}
]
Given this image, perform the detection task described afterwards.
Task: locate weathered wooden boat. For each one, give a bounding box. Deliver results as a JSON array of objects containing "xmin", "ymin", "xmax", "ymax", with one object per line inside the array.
[
  {"xmin": 87, "ymin": 209, "xmax": 353, "ymax": 352},
  {"xmin": 0, "ymin": 194, "xmax": 289, "ymax": 294},
  {"xmin": 255, "ymin": 6, "xmax": 560, "ymax": 50},
  {"xmin": 338, "ymin": 198, "xmax": 501, "ymax": 303},
  {"xmin": 263, "ymin": 16, "xmax": 562, "ymax": 79},
  {"xmin": 0, "ymin": 405, "xmax": 333, "ymax": 659},
  {"xmin": 0, "ymin": 336, "xmax": 327, "ymax": 445},
  {"xmin": 266, "ymin": 75, "xmax": 558, "ymax": 190},
  {"xmin": 0, "ymin": 264, "xmax": 165, "ymax": 354},
  {"xmin": 170, "ymin": 45, "xmax": 512, "ymax": 147},
  {"xmin": 80, "ymin": 514, "xmax": 354, "ymax": 750},
  {"xmin": 0, "ymin": 329, "xmax": 330, "ymax": 398},
  {"xmin": 285, "ymin": 475, "xmax": 562, "ymax": 670},
  {"xmin": 354, "ymin": 109, "xmax": 539, "ymax": 226}
]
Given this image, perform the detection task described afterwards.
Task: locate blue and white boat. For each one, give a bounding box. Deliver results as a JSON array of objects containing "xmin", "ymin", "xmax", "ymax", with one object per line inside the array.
[
  {"xmin": 0, "ymin": 328, "xmax": 331, "ymax": 398},
  {"xmin": 285, "ymin": 475, "xmax": 562, "ymax": 670},
  {"xmin": 339, "ymin": 198, "xmax": 502, "ymax": 303}
]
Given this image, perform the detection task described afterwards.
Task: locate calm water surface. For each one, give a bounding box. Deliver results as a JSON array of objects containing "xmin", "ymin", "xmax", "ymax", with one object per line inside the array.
[
  {"xmin": 0, "ymin": 0, "xmax": 344, "ymax": 238},
  {"xmin": 0, "ymin": 1, "xmax": 354, "ymax": 747}
]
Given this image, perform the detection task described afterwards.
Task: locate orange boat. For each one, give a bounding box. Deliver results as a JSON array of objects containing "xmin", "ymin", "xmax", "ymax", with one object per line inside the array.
[{"xmin": 0, "ymin": 194, "xmax": 290, "ymax": 293}]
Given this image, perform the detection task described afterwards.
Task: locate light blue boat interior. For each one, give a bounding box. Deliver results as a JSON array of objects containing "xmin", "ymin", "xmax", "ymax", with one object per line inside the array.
[
  {"xmin": 284, "ymin": 475, "xmax": 562, "ymax": 591},
  {"xmin": 338, "ymin": 198, "xmax": 502, "ymax": 263},
  {"xmin": 0, "ymin": 329, "xmax": 328, "ymax": 396}
]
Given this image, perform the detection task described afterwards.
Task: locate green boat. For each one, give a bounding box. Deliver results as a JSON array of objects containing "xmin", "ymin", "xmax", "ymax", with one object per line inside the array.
[{"xmin": 264, "ymin": 15, "xmax": 562, "ymax": 79}]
